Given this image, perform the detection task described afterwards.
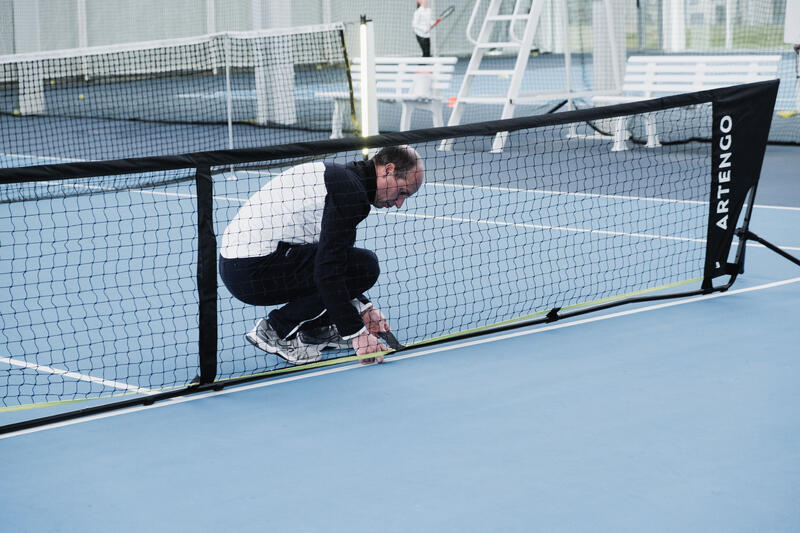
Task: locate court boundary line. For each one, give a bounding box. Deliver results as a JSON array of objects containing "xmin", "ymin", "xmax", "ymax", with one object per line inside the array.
[
  {"xmin": 124, "ymin": 184, "xmax": 800, "ymax": 250},
  {"xmin": 380, "ymin": 211, "xmax": 707, "ymax": 244},
  {"xmin": 108, "ymin": 183, "xmax": 796, "ymax": 249},
  {"xmin": 0, "ymin": 356, "xmax": 153, "ymax": 395},
  {"xmin": 426, "ymin": 182, "xmax": 800, "ymax": 212},
  {"xmin": 378, "ymin": 211, "xmax": 800, "ymax": 252},
  {"xmin": 5, "ymin": 157, "xmax": 796, "ymax": 213},
  {"xmin": 3, "ymin": 275, "xmax": 798, "ymax": 440},
  {"xmin": 1, "ymin": 153, "xmax": 87, "ymax": 163}
]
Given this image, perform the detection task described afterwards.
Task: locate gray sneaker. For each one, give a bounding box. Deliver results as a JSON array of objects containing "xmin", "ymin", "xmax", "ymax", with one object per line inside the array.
[
  {"xmin": 298, "ymin": 324, "xmax": 352, "ymax": 351},
  {"xmin": 246, "ymin": 318, "xmax": 322, "ymax": 365}
]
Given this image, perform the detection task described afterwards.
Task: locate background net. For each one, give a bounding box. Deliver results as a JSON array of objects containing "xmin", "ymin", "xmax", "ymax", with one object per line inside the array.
[
  {"xmin": 2, "ymin": 0, "xmax": 795, "ymax": 149},
  {"xmin": 0, "ymin": 24, "xmax": 354, "ymax": 168}
]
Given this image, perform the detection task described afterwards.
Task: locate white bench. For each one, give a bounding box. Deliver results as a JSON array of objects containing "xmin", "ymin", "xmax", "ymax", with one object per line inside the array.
[
  {"xmin": 316, "ymin": 56, "xmax": 457, "ymax": 138},
  {"xmin": 592, "ymin": 55, "xmax": 781, "ymax": 151}
]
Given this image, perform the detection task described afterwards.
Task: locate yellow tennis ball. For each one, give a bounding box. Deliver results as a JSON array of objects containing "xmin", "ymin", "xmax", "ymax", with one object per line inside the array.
[
  {"xmin": 316, "ymin": 64, "xmax": 322, "ymax": 70},
  {"xmin": 50, "ymin": 79, "xmax": 55, "ymax": 85},
  {"xmin": 13, "ymin": 108, "xmax": 20, "ymax": 115},
  {"xmin": 79, "ymin": 94, "xmax": 85, "ymax": 100}
]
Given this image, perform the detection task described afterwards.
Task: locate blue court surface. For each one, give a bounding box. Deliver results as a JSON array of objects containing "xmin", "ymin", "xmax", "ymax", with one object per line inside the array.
[{"xmin": 1, "ymin": 140, "xmax": 799, "ymax": 532}]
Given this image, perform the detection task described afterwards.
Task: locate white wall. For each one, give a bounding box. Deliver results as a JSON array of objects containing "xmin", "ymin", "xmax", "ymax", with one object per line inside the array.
[{"xmin": 0, "ymin": 0, "xmax": 790, "ymax": 57}]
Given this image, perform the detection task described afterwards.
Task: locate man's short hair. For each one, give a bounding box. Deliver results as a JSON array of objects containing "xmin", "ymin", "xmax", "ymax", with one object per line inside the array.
[{"xmin": 373, "ymin": 146, "xmax": 418, "ymax": 179}]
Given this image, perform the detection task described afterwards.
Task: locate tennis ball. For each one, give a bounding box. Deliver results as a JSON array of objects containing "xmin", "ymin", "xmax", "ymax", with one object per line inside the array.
[
  {"xmin": 50, "ymin": 79, "xmax": 55, "ymax": 85},
  {"xmin": 13, "ymin": 108, "xmax": 20, "ymax": 115},
  {"xmin": 78, "ymin": 94, "xmax": 85, "ymax": 100},
  {"xmin": 316, "ymin": 64, "xmax": 322, "ymax": 70}
]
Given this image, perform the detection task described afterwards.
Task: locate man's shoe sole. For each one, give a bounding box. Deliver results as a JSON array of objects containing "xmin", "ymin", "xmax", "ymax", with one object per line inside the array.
[
  {"xmin": 247, "ymin": 331, "xmax": 321, "ymax": 365},
  {"xmin": 246, "ymin": 331, "xmax": 277, "ymax": 354}
]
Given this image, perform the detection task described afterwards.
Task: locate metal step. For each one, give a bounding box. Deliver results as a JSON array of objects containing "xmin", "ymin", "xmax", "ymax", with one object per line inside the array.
[
  {"xmin": 474, "ymin": 42, "xmax": 521, "ymax": 49},
  {"xmin": 466, "ymin": 69, "xmax": 516, "ymax": 76},
  {"xmin": 486, "ymin": 14, "xmax": 531, "ymax": 21},
  {"xmin": 513, "ymin": 89, "xmax": 620, "ymax": 104},
  {"xmin": 456, "ymin": 96, "xmax": 511, "ymax": 104}
]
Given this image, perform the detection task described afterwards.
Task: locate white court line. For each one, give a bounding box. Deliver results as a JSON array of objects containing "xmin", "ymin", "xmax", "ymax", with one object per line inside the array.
[
  {"xmin": 741, "ymin": 241, "xmax": 800, "ymax": 252},
  {"xmin": 60, "ymin": 183, "xmax": 800, "ymax": 251},
  {"xmin": 10, "ymin": 161, "xmax": 793, "ymax": 213},
  {"xmin": 1, "ymin": 153, "xmax": 88, "ymax": 163},
  {"xmin": 2, "ymin": 275, "xmax": 798, "ymax": 440},
  {"xmin": 380, "ymin": 210, "xmax": 705, "ymax": 244},
  {"xmin": 427, "ymin": 181, "xmax": 708, "ymax": 206},
  {"xmin": 377, "ymin": 211, "xmax": 800, "ymax": 251},
  {"xmin": 751, "ymin": 204, "xmax": 800, "ymax": 212},
  {"xmin": 427, "ymin": 182, "xmax": 800, "ymax": 212},
  {"xmin": 53, "ymin": 182, "xmax": 249, "ymax": 203},
  {"xmin": 8, "ymin": 163, "xmax": 796, "ymax": 212},
  {"xmin": 0, "ymin": 356, "xmax": 152, "ymax": 395}
]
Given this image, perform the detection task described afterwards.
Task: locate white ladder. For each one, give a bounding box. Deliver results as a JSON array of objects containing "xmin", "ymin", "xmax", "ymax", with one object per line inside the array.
[{"xmin": 443, "ymin": 0, "xmax": 621, "ymax": 152}]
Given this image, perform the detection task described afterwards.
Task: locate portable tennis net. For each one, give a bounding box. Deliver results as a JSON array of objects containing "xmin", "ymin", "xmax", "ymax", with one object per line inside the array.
[
  {"xmin": 0, "ymin": 80, "xmax": 784, "ymax": 433},
  {"xmin": 0, "ymin": 23, "xmax": 355, "ymax": 169}
]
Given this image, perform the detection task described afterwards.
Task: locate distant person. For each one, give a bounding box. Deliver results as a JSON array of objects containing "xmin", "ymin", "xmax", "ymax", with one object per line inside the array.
[
  {"xmin": 219, "ymin": 146, "xmax": 425, "ymax": 365},
  {"xmin": 413, "ymin": 0, "xmax": 435, "ymax": 57}
]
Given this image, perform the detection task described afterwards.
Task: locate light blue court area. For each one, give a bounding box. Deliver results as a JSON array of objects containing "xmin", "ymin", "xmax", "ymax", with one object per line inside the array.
[
  {"xmin": 1, "ymin": 143, "xmax": 799, "ymax": 531},
  {"xmin": 1, "ymin": 219, "xmax": 798, "ymax": 532}
]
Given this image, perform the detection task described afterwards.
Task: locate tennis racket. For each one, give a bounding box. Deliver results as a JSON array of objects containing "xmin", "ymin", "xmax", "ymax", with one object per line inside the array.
[{"xmin": 429, "ymin": 5, "xmax": 455, "ymax": 30}]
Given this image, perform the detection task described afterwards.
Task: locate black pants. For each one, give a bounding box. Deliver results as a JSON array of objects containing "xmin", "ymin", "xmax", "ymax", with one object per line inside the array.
[
  {"xmin": 416, "ymin": 35, "xmax": 431, "ymax": 57},
  {"xmin": 219, "ymin": 242, "xmax": 379, "ymax": 339}
]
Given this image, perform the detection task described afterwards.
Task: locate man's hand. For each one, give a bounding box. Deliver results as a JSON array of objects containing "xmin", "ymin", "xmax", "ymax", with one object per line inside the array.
[
  {"xmin": 361, "ymin": 307, "xmax": 390, "ymax": 335},
  {"xmin": 352, "ymin": 330, "xmax": 388, "ymax": 364}
]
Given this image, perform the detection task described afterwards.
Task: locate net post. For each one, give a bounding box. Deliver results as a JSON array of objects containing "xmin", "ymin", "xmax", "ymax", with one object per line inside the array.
[
  {"xmin": 196, "ymin": 166, "xmax": 218, "ymax": 384},
  {"xmin": 728, "ymin": 185, "xmax": 760, "ymax": 277},
  {"xmin": 223, "ymin": 35, "xmax": 237, "ymax": 180},
  {"xmin": 339, "ymin": 25, "xmax": 358, "ymax": 138},
  {"xmin": 702, "ymin": 80, "xmax": 778, "ymax": 292},
  {"xmin": 358, "ymin": 15, "xmax": 378, "ymax": 140}
]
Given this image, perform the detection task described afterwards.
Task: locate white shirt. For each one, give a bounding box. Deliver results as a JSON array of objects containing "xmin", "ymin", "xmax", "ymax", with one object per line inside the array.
[
  {"xmin": 220, "ymin": 162, "xmax": 327, "ymax": 259},
  {"xmin": 413, "ymin": 7, "xmax": 435, "ymax": 38}
]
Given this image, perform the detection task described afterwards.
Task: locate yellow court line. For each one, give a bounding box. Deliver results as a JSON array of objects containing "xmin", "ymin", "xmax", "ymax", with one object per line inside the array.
[{"xmin": 1, "ymin": 276, "xmax": 703, "ymax": 413}]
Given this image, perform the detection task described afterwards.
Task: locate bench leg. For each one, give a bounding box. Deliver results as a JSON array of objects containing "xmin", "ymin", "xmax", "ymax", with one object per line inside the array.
[
  {"xmin": 400, "ymin": 103, "xmax": 412, "ymax": 131},
  {"xmin": 644, "ymin": 112, "xmax": 661, "ymax": 148},
  {"xmin": 431, "ymin": 103, "xmax": 443, "ymax": 128},
  {"xmin": 330, "ymin": 100, "xmax": 343, "ymax": 139},
  {"xmin": 406, "ymin": 101, "xmax": 443, "ymax": 129},
  {"xmin": 795, "ymin": 78, "xmax": 800, "ymax": 112},
  {"xmin": 612, "ymin": 116, "xmax": 628, "ymax": 152}
]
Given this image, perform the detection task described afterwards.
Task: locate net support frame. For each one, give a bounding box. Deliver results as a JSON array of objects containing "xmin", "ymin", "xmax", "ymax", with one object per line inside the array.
[
  {"xmin": 702, "ymin": 80, "xmax": 780, "ymax": 290},
  {"xmin": 196, "ymin": 166, "xmax": 218, "ymax": 384},
  {"xmin": 0, "ymin": 80, "xmax": 782, "ymax": 435}
]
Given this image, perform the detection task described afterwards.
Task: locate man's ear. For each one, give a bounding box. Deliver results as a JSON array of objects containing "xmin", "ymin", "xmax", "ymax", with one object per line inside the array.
[{"xmin": 384, "ymin": 162, "xmax": 395, "ymax": 176}]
